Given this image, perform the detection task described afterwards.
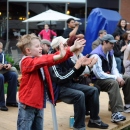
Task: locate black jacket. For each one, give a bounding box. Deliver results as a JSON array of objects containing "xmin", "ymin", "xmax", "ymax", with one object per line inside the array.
[{"xmin": 50, "ymin": 58, "xmax": 85, "ymax": 85}]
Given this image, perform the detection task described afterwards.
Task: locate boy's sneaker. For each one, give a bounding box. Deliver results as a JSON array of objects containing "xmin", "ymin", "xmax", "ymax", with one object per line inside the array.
[
  {"xmin": 124, "ymin": 106, "xmax": 130, "ymax": 113},
  {"xmin": 88, "ymin": 120, "xmax": 109, "ymax": 129},
  {"xmin": 111, "ymin": 112, "xmax": 126, "ymax": 123}
]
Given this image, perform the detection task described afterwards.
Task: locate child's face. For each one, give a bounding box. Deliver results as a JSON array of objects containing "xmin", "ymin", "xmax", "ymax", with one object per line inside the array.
[
  {"xmin": 0, "ymin": 45, "xmax": 3, "ymax": 53},
  {"xmin": 27, "ymin": 39, "xmax": 42, "ymax": 57}
]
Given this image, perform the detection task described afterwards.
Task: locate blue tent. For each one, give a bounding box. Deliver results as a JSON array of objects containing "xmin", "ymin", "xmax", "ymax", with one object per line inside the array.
[{"xmin": 83, "ymin": 8, "xmax": 122, "ymax": 55}]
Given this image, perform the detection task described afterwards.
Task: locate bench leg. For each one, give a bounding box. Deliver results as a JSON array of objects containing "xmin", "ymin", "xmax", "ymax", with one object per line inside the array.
[{"xmin": 50, "ymin": 102, "xmax": 58, "ymax": 130}]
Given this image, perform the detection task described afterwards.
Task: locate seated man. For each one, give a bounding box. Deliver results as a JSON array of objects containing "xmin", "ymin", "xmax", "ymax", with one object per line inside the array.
[
  {"xmin": 40, "ymin": 39, "xmax": 51, "ymax": 54},
  {"xmin": 92, "ymin": 30, "xmax": 107, "ymax": 50},
  {"xmin": 49, "ymin": 36, "xmax": 108, "ymax": 130},
  {"xmin": 0, "ymin": 42, "xmax": 18, "ymax": 111},
  {"xmin": 90, "ymin": 34, "xmax": 130, "ymax": 123}
]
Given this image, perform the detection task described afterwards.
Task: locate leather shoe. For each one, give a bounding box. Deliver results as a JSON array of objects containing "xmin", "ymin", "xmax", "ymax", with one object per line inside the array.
[
  {"xmin": 0, "ymin": 106, "xmax": 8, "ymax": 111},
  {"xmin": 6, "ymin": 103, "xmax": 18, "ymax": 107}
]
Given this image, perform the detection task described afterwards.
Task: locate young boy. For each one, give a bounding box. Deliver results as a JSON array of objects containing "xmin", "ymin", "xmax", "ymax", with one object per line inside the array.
[
  {"xmin": 0, "ymin": 42, "xmax": 18, "ymax": 111},
  {"xmin": 16, "ymin": 34, "xmax": 85, "ymax": 130}
]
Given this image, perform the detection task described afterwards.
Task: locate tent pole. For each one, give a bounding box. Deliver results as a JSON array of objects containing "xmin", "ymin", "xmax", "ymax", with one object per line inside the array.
[
  {"xmin": 65, "ymin": 3, "xmax": 68, "ymax": 29},
  {"xmin": 7, "ymin": 0, "xmax": 9, "ymax": 43},
  {"xmin": 26, "ymin": 2, "xmax": 29, "ymax": 34},
  {"xmin": 119, "ymin": 0, "xmax": 121, "ymax": 14},
  {"xmin": 84, "ymin": 0, "xmax": 87, "ymax": 33}
]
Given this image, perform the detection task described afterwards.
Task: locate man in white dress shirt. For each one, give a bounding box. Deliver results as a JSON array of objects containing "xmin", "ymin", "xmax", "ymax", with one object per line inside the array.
[{"xmin": 90, "ymin": 34, "xmax": 130, "ymax": 123}]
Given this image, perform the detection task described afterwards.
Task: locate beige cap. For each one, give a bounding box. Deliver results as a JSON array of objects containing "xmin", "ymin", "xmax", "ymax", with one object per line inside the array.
[
  {"xmin": 51, "ymin": 36, "xmax": 68, "ymax": 49},
  {"xmin": 41, "ymin": 39, "xmax": 51, "ymax": 46}
]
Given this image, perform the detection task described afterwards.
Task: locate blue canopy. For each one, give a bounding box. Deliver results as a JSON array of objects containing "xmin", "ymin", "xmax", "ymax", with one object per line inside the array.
[{"xmin": 83, "ymin": 8, "xmax": 122, "ymax": 55}]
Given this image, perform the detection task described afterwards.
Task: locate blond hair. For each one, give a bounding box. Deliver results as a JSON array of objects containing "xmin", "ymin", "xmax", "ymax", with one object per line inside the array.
[
  {"xmin": 0, "ymin": 42, "xmax": 3, "ymax": 48},
  {"xmin": 16, "ymin": 33, "xmax": 40, "ymax": 55}
]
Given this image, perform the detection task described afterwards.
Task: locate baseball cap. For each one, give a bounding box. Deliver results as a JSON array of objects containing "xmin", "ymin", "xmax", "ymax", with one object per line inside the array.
[
  {"xmin": 101, "ymin": 34, "xmax": 117, "ymax": 43},
  {"xmin": 51, "ymin": 36, "xmax": 68, "ymax": 49},
  {"xmin": 41, "ymin": 39, "xmax": 51, "ymax": 46}
]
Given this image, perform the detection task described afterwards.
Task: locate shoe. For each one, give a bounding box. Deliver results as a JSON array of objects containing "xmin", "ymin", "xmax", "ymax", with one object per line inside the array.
[
  {"xmin": 111, "ymin": 112, "xmax": 126, "ymax": 123},
  {"xmin": 0, "ymin": 106, "xmax": 8, "ymax": 111},
  {"xmin": 88, "ymin": 120, "xmax": 109, "ymax": 129},
  {"xmin": 124, "ymin": 106, "xmax": 130, "ymax": 113},
  {"xmin": 6, "ymin": 103, "xmax": 18, "ymax": 107},
  {"xmin": 86, "ymin": 111, "xmax": 90, "ymax": 116}
]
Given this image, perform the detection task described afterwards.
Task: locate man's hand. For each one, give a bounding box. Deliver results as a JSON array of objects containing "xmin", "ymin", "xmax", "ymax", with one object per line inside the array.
[
  {"xmin": 75, "ymin": 21, "xmax": 80, "ymax": 26},
  {"xmin": 87, "ymin": 57, "xmax": 98, "ymax": 68},
  {"xmin": 0, "ymin": 64, "xmax": 3, "ymax": 70},
  {"xmin": 74, "ymin": 58, "xmax": 82, "ymax": 69},
  {"xmin": 81, "ymin": 56, "xmax": 93, "ymax": 66},
  {"xmin": 116, "ymin": 77, "xmax": 125, "ymax": 87},
  {"xmin": 121, "ymin": 45, "xmax": 127, "ymax": 52},
  {"xmin": 3, "ymin": 64, "xmax": 11, "ymax": 70},
  {"xmin": 70, "ymin": 38, "xmax": 86, "ymax": 52}
]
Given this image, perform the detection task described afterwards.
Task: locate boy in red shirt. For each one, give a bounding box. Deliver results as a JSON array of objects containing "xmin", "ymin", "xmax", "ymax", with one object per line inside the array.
[{"xmin": 16, "ymin": 33, "xmax": 86, "ymax": 130}]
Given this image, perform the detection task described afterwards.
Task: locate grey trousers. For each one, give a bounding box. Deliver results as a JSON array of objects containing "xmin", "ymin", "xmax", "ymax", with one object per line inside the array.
[{"xmin": 93, "ymin": 75, "xmax": 130, "ymax": 113}]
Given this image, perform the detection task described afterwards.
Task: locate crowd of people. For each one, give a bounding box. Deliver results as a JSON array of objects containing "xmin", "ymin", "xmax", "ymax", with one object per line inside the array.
[{"xmin": 1, "ymin": 18, "xmax": 130, "ymax": 130}]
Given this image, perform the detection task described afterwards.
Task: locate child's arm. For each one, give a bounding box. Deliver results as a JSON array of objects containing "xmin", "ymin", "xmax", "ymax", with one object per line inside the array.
[{"xmin": 53, "ymin": 43, "xmax": 66, "ymax": 61}]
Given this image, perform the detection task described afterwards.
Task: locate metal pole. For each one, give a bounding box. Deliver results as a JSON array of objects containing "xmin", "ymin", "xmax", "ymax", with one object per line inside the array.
[
  {"xmin": 119, "ymin": 0, "xmax": 121, "ymax": 14},
  {"xmin": 7, "ymin": 0, "xmax": 9, "ymax": 43},
  {"xmin": 26, "ymin": 2, "xmax": 29, "ymax": 34},
  {"xmin": 84, "ymin": 0, "xmax": 87, "ymax": 33},
  {"xmin": 65, "ymin": 3, "xmax": 68, "ymax": 29}
]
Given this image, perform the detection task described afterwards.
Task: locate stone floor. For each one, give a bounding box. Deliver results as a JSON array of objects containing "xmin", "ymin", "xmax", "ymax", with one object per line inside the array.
[{"xmin": 0, "ymin": 91, "xmax": 130, "ymax": 130}]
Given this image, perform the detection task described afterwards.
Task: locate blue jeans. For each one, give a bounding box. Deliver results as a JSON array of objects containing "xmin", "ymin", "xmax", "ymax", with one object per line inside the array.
[
  {"xmin": 58, "ymin": 82, "xmax": 100, "ymax": 129},
  {"xmin": 17, "ymin": 103, "xmax": 44, "ymax": 130},
  {"xmin": 0, "ymin": 71, "xmax": 17, "ymax": 106},
  {"xmin": 115, "ymin": 57, "xmax": 122, "ymax": 73}
]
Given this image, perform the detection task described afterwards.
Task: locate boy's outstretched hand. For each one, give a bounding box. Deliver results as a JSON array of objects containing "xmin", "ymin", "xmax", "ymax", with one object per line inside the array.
[
  {"xmin": 70, "ymin": 38, "xmax": 86, "ymax": 52},
  {"xmin": 53, "ymin": 42, "xmax": 66, "ymax": 61}
]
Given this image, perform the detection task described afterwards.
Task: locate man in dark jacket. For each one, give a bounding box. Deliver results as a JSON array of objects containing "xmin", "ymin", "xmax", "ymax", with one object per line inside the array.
[
  {"xmin": 0, "ymin": 42, "xmax": 18, "ymax": 111},
  {"xmin": 49, "ymin": 36, "xmax": 108, "ymax": 130},
  {"xmin": 62, "ymin": 18, "xmax": 84, "ymax": 39}
]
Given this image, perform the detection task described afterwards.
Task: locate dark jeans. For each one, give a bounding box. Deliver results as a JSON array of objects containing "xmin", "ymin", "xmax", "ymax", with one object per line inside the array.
[
  {"xmin": 58, "ymin": 82, "xmax": 100, "ymax": 129},
  {"xmin": 0, "ymin": 71, "xmax": 17, "ymax": 106}
]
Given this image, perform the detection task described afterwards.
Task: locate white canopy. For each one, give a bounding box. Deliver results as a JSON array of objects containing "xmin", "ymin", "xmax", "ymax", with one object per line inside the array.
[
  {"xmin": 9, "ymin": 0, "xmax": 85, "ymax": 3},
  {"xmin": 23, "ymin": 9, "xmax": 80, "ymax": 22}
]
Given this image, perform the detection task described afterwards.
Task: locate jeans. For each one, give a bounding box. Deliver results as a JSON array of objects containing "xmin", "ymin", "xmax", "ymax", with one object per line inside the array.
[
  {"xmin": 17, "ymin": 103, "xmax": 44, "ymax": 130},
  {"xmin": 0, "ymin": 71, "xmax": 17, "ymax": 106},
  {"xmin": 58, "ymin": 82, "xmax": 100, "ymax": 129},
  {"xmin": 115, "ymin": 57, "xmax": 122, "ymax": 73}
]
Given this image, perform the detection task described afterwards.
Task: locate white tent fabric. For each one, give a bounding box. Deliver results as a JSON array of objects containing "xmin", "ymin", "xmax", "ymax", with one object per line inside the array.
[{"xmin": 23, "ymin": 9, "xmax": 80, "ymax": 22}]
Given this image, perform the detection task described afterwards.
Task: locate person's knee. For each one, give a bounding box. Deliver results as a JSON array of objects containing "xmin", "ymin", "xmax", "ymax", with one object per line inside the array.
[
  {"xmin": 90, "ymin": 86, "xmax": 99, "ymax": 95},
  {"xmin": 77, "ymin": 91, "xmax": 85, "ymax": 100},
  {"xmin": 0, "ymin": 74, "xmax": 4, "ymax": 82},
  {"xmin": 110, "ymin": 80, "xmax": 120, "ymax": 91},
  {"xmin": 9, "ymin": 71, "xmax": 18, "ymax": 78}
]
